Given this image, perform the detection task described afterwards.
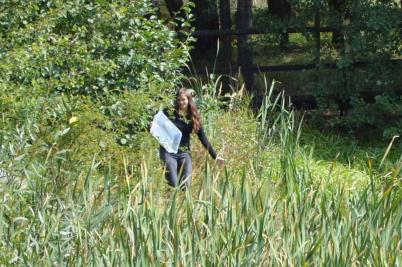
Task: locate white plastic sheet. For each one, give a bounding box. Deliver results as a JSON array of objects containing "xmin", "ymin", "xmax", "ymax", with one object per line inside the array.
[{"xmin": 150, "ymin": 110, "xmax": 182, "ymax": 153}]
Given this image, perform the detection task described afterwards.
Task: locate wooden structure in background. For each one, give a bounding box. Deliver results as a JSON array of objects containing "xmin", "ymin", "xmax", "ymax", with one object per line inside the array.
[{"xmin": 166, "ymin": 0, "xmax": 402, "ymax": 108}]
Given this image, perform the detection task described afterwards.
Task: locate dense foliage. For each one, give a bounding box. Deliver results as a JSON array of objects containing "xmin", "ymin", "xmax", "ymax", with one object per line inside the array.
[
  {"xmin": 313, "ymin": 0, "xmax": 402, "ymax": 139},
  {"xmin": 0, "ymin": 0, "xmax": 192, "ymax": 166},
  {"xmin": 253, "ymin": 0, "xmax": 402, "ymax": 139},
  {"xmin": 0, "ymin": 2, "xmax": 400, "ymax": 265}
]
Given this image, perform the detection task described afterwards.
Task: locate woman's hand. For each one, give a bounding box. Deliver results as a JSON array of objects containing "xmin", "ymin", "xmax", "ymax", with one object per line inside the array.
[{"xmin": 216, "ymin": 157, "xmax": 225, "ymax": 167}]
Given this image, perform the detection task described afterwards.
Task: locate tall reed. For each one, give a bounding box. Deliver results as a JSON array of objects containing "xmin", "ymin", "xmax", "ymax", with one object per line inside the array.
[{"xmin": 0, "ymin": 82, "xmax": 400, "ymax": 266}]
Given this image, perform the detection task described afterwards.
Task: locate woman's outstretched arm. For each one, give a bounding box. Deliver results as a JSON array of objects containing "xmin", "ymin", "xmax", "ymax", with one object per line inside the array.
[
  {"xmin": 196, "ymin": 127, "xmax": 226, "ymax": 167},
  {"xmin": 196, "ymin": 127, "xmax": 217, "ymax": 159}
]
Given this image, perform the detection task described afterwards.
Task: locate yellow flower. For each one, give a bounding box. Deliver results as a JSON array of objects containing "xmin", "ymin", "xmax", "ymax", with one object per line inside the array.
[{"xmin": 69, "ymin": 116, "xmax": 78, "ymax": 124}]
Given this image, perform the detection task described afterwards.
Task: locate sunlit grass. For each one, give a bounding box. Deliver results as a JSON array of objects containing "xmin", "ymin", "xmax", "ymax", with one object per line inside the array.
[{"xmin": 0, "ymin": 81, "xmax": 401, "ymax": 265}]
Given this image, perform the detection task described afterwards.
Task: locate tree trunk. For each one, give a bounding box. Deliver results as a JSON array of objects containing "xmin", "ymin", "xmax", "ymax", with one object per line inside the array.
[
  {"xmin": 314, "ymin": 10, "xmax": 320, "ymax": 64},
  {"xmin": 328, "ymin": 0, "xmax": 345, "ymax": 45},
  {"xmin": 193, "ymin": 0, "xmax": 220, "ymax": 53},
  {"xmin": 164, "ymin": 0, "xmax": 183, "ymax": 17},
  {"xmin": 237, "ymin": 0, "xmax": 253, "ymax": 92},
  {"xmin": 267, "ymin": 0, "xmax": 291, "ymax": 46},
  {"xmin": 219, "ymin": 0, "xmax": 231, "ymax": 63},
  {"xmin": 219, "ymin": 0, "xmax": 232, "ymax": 93}
]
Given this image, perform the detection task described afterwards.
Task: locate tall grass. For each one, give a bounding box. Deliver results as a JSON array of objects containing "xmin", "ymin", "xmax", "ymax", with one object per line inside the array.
[{"xmin": 0, "ymin": 82, "xmax": 401, "ymax": 265}]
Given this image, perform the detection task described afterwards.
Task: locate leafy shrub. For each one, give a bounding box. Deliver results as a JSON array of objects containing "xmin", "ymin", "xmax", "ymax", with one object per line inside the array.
[
  {"xmin": 0, "ymin": 0, "xmax": 193, "ymax": 166},
  {"xmin": 249, "ymin": 0, "xmax": 401, "ymax": 139},
  {"xmin": 0, "ymin": 0, "xmax": 191, "ymax": 94}
]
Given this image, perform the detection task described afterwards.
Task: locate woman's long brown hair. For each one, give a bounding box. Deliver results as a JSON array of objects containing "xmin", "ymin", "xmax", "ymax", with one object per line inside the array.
[{"xmin": 175, "ymin": 88, "xmax": 202, "ymax": 133}]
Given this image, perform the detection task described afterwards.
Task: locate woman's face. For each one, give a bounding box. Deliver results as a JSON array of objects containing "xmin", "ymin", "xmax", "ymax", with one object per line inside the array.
[{"xmin": 177, "ymin": 93, "xmax": 189, "ymax": 111}]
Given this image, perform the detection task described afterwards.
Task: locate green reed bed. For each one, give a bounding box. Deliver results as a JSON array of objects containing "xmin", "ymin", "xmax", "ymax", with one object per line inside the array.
[
  {"xmin": 0, "ymin": 84, "xmax": 401, "ymax": 266},
  {"xmin": 1, "ymin": 155, "xmax": 400, "ymax": 265}
]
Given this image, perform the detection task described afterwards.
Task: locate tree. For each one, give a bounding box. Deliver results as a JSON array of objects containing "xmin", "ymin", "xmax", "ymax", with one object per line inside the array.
[
  {"xmin": 237, "ymin": 0, "xmax": 253, "ymax": 92},
  {"xmin": 219, "ymin": 0, "xmax": 232, "ymax": 64},
  {"xmin": 165, "ymin": 0, "xmax": 220, "ymax": 53},
  {"xmin": 328, "ymin": 0, "xmax": 347, "ymax": 45},
  {"xmin": 192, "ymin": 0, "xmax": 220, "ymax": 52},
  {"xmin": 165, "ymin": 0, "xmax": 184, "ymax": 16},
  {"xmin": 267, "ymin": 0, "xmax": 291, "ymax": 46},
  {"xmin": 219, "ymin": 0, "xmax": 232, "ymax": 92},
  {"xmin": 0, "ymin": 0, "xmax": 192, "ymax": 153}
]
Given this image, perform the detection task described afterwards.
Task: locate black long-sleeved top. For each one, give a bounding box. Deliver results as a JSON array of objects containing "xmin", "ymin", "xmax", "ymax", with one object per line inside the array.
[{"xmin": 162, "ymin": 108, "xmax": 217, "ymax": 159}]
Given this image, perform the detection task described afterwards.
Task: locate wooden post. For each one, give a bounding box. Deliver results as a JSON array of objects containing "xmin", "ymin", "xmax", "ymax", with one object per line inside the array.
[
  {"xmin": 314, "ymin": 10, "xmax": 321, "ymax": 64},
  {"xmin": 193, "ymin": 0, "xmax": 219, "ymax": 53},
  {"xmin": 314, "ymin": 3, "xmax": 321, "ymax": 112},
  {"xmin": 236, "ymin": 0, "xmax": 253, "ymax": 93},
  {"xmin": 189, "ymin": 27, "xmax": 334, "ymax": 37},
  {"xmin": 219, "ymin": 0, "xmax": 232, "ymax": 64},
  {"xmin": 219, "ymin": 0, "xmax": 232, "ymax": 93}
]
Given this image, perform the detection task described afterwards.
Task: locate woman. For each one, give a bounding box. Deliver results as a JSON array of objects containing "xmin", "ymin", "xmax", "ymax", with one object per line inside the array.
[{"xmin": 159, "ymin": 88, "xmax": 225, "ymax": 189}]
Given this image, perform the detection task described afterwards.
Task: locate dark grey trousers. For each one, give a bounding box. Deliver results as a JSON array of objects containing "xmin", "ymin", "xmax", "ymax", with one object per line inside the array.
[{"xmin": 159, "ymin": 147, "xmax": 192, "ymax": 188}]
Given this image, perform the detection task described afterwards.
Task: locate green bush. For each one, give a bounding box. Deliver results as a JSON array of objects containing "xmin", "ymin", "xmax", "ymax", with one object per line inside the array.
[
  {"xmin": 0, "ymin": 0, "xmax": 193, "ymax": 166},
  {"xmin": 312, "ymin": 0, "xmax": 402, "ymax": 139},
  {"xmin": 0, "ymin": 0, "xmax": 191, "ymax": 94},
  {"xmin": 250, "ymin": 0, "xmax": 401, "ymax": 139}
]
